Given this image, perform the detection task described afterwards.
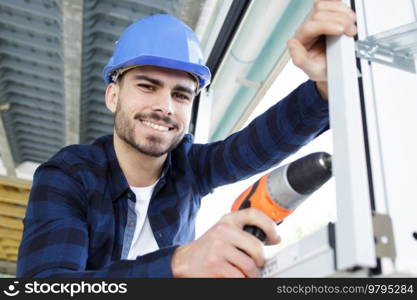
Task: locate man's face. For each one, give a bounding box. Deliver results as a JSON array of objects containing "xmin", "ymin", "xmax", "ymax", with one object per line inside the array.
[{"xmin": 109, "ymin": 65, "xmax": 196, "ymax": 157}]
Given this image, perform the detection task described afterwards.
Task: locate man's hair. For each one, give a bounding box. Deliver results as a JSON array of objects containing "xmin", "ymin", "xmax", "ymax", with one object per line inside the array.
[
  {"xmin": 115, "ymin": 72, "xmax": 126, "ymax": 87},
  {"xmin": 113, "ymin": 67, "xmax": 199, "ymax": 93}
]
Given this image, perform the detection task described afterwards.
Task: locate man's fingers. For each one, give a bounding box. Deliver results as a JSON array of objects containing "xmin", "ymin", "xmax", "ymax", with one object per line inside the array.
[
  {"xmin": 288, "ymin": 37, "xmax": 327, "ymax": 82},
  {"xmin": 312, "ymin": 11, "xmax": 355, "ymax": 26},
  {"xmin": 311, "ymin": 11, "xmax": 356, "ymax": 35},
  {"xmin": 314, "ymin": 0, "xmax": 342, "ymax": 2},
  {"xmin": 295, "ymin": 1, "xmax": 357, "ymax": 44},
  {"xmin": 213, "ymin": 261, "xmax": 246, "ymax": 278},
  {"xmin": 223, "ymin": 244, "xmax": 259, "ymax": 278},
  {"xmin": 211, "ymin": 221, "xmax": 266, "ymax": 267},
  {"xmin": 297, "ymin": 19, "xmax": 356, "ymax": 45},
  {"xmin": 314, "ymin": 0, "xmax": 356, "ymax": 18},
  {"xmin": 223, "ymin": 208, "xmax": 281, "ymax": 245},
  {"xmin": 287, "ymin": 38, "xmax": 308, "ymax": 69},
  {"xmin": 287, "ymin": 0, "xmax": 353, "ymax": 85},
  {"xmin": 172, "ymin": 208, "xmax": 282, "ymax": 278}
]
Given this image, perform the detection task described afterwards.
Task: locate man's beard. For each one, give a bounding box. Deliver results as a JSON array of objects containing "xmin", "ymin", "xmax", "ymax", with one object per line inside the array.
[{"xmin": 114, "ymin": 101, "xmax": 185, "ymax": 157}]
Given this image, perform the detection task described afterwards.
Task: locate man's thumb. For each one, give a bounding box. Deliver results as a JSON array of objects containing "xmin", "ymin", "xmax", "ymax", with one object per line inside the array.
[{"xmin": 287, "ymin": 38, "xmax": 307, "ymax": 69}]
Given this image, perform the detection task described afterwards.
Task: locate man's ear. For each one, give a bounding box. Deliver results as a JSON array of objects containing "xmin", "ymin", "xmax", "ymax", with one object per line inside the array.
[{"xmin": 105, "ymin": 83, "xmax": 119, "ymax": 113}]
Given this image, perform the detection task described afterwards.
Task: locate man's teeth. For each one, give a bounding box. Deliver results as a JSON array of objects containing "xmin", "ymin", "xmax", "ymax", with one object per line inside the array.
[{"xmin": 142, "ymin": 120, "xmax": 170, "ymax": 132}]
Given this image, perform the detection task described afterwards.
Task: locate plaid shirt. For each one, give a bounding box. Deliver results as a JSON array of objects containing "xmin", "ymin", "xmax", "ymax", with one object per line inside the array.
[{"xmin": 17, "ymin": 80, "xmax": 329, "ymax": 277}]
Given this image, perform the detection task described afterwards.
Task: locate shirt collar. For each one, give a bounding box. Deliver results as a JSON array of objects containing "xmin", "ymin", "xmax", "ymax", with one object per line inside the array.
[{"xmin": 102, "ymin": 135, "xmax": 172, "ymax": 202}]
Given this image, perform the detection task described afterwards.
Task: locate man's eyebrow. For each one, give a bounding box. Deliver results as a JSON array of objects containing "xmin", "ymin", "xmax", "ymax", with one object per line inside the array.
[
  {"xmin": 132, "ymin": 75, "xmax": 163, "ymax": 86},
  {"xmin": 173, "ymin": 85, "xmax": 195, "ymax": 96},
  {"xmin": 134, "ymin": 74, "xmax": 195, "ymax": 95}
]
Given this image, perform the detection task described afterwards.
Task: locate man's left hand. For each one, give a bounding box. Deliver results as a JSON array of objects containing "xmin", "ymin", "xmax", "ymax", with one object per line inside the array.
[{"xmin": 287, "ymin": 0, "xmax": 357, "ymax": 100}]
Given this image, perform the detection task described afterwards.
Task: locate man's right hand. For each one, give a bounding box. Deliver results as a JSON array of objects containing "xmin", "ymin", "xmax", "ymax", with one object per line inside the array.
[{"xmin": 171, "ymin": 208, "xmax": 281, "ymax": 278}]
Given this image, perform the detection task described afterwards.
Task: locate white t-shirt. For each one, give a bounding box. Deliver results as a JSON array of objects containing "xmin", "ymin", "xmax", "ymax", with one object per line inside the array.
[{"xmin": 126, "ymin": 181, "xmax": 160, "ymax": 259}]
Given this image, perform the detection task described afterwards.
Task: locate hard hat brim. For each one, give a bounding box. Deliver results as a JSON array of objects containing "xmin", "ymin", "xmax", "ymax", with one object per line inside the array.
[{"xmin": 103, "ymin": 55, "xmax": 211, "ymax": 89}]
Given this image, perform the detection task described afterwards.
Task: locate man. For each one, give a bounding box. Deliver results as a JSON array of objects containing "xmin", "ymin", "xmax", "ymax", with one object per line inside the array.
[{"xmin": 17, "ymin": 0, "xmax": 356, "ymax": 277}]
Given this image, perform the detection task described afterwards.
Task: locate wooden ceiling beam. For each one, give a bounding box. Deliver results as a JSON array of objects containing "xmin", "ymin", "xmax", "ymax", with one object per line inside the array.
[
  {"xmin": 0, "ymin": 202, "xmax": 26, "ymax": 218},
  {"xmin": 0, "ymin": 238, "xmax": 19, "ymax": 263},
  {"xmin": 0, "ymin": 227, "xmax": 22, "ymax": 241},
  {"xmin": 3, "ymin": 246, "xmax": 17, "ymax": 256},
  {"xmin": 0, "ymin": 186, "xmax": 29, "ymax": 206},
  {"xmin": 7, "ymin": 255, "xmax": 17, "ymax": 262},
  {"xmin": 0, "ymin": 179, "xmax": 27, "ymax": 265},
  {"xmin": 0, "ymin": 216, "xmax": 23, "ymax": 230},
  {"xmin": 0, "ymin": 238, "xmax": 20, "ymax": 248},
  {"xmin": 0, "ymin": 176, "xmax": 31, "ymax": 190},
  {"xmin": 0, "ymin": 252, "xmax": 7, "ymax": 260}
]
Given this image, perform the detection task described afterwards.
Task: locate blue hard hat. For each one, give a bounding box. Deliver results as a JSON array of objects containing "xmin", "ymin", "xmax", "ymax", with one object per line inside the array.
[{"xmin": 102, "ymin": 14, "xmax": 211, "ymax": 90}]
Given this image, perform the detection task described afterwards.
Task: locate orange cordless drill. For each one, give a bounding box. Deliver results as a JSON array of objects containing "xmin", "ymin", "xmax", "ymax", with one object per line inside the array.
[{"xmin": 232, "ymin": 152, "xmax": 332, "ymax": 242}]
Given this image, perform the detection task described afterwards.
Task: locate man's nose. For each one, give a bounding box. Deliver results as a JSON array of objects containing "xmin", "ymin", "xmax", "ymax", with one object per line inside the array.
[{"xmin": 151, "ymin": 90, "xmax": 174, "ymax": 115}]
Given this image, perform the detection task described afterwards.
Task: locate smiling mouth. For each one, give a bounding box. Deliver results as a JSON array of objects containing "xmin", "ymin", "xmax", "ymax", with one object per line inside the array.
[{"xmin": 140, "ymin": 120, "xmax": 174, "ymax": 132}]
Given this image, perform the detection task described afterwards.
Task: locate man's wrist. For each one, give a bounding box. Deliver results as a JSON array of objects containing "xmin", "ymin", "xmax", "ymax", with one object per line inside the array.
[
  {"xmin": 315, "ymin": 81, "xmax": 328, "ymax": 101},
  {"xmin": 171, "ymin": 245, "xmax": 188, "ymax": 277}
]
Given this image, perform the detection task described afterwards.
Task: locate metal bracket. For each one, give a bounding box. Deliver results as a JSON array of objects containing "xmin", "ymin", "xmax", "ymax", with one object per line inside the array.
[
  {"xmin": 355, "ymin": 21, "xmax": 417, "ymax": 73},
  {"xmin": 372, "ymin": 212, "xmax": 396, "ymax": 259}
]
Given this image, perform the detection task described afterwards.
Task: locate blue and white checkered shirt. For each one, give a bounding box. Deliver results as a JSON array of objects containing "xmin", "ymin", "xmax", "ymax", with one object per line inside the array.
[{"xmin": 17, "ymin": 80, "xmax": 329, "ymax": 277}]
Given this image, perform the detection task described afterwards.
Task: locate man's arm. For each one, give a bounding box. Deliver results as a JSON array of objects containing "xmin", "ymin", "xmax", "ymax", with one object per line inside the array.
[
  {"xmin": 174, "ymin": 0, "xmax": 357, "ymax": 277},
  {"xmin": 189, "ymin": 0, "xmax": 356, "ymax": 195},
  {"xmin": 190, "ymin": 79, "xmax": 329, "ymax": 196},
  {"xmin": 17, "ymin": 165, "xmax": 177, "ymax": 278},
  {"xmin": 17, "ymin": 163, "xmax": 278, "ymax": 278}
]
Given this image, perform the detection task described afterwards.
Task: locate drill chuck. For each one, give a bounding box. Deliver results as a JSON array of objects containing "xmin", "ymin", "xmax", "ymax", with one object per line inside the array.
[
  {"xmin": 232, "ymin": 152, "xmax": 332, "ymax": 242},
  {"xmin": 267, "ymin": 152, "xmax": 332, "ymax": 211}
]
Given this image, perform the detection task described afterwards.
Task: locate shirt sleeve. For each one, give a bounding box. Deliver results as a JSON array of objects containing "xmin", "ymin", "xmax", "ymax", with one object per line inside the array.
[
  {"xmin": 190, "ymin": 80, "xmax": 329, "ymax": 196},
  {"xmin": 16, "ymin": 164, "xmax": 178, "ymax": 278}
]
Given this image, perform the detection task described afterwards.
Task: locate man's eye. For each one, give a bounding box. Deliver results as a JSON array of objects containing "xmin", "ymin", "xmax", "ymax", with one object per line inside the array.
[
  {"xmin": 173, "ymin": 93, "xmax": 189, "ymax": 101},
  {"xmin": 138, "ymin": 84, "xmax": 155, "ymax": 90}
]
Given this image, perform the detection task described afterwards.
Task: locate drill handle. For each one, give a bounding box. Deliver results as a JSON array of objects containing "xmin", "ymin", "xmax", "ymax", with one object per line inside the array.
[{"xmin": 243, "ymin": 225, "xmax": 266, "ymax": 242}]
